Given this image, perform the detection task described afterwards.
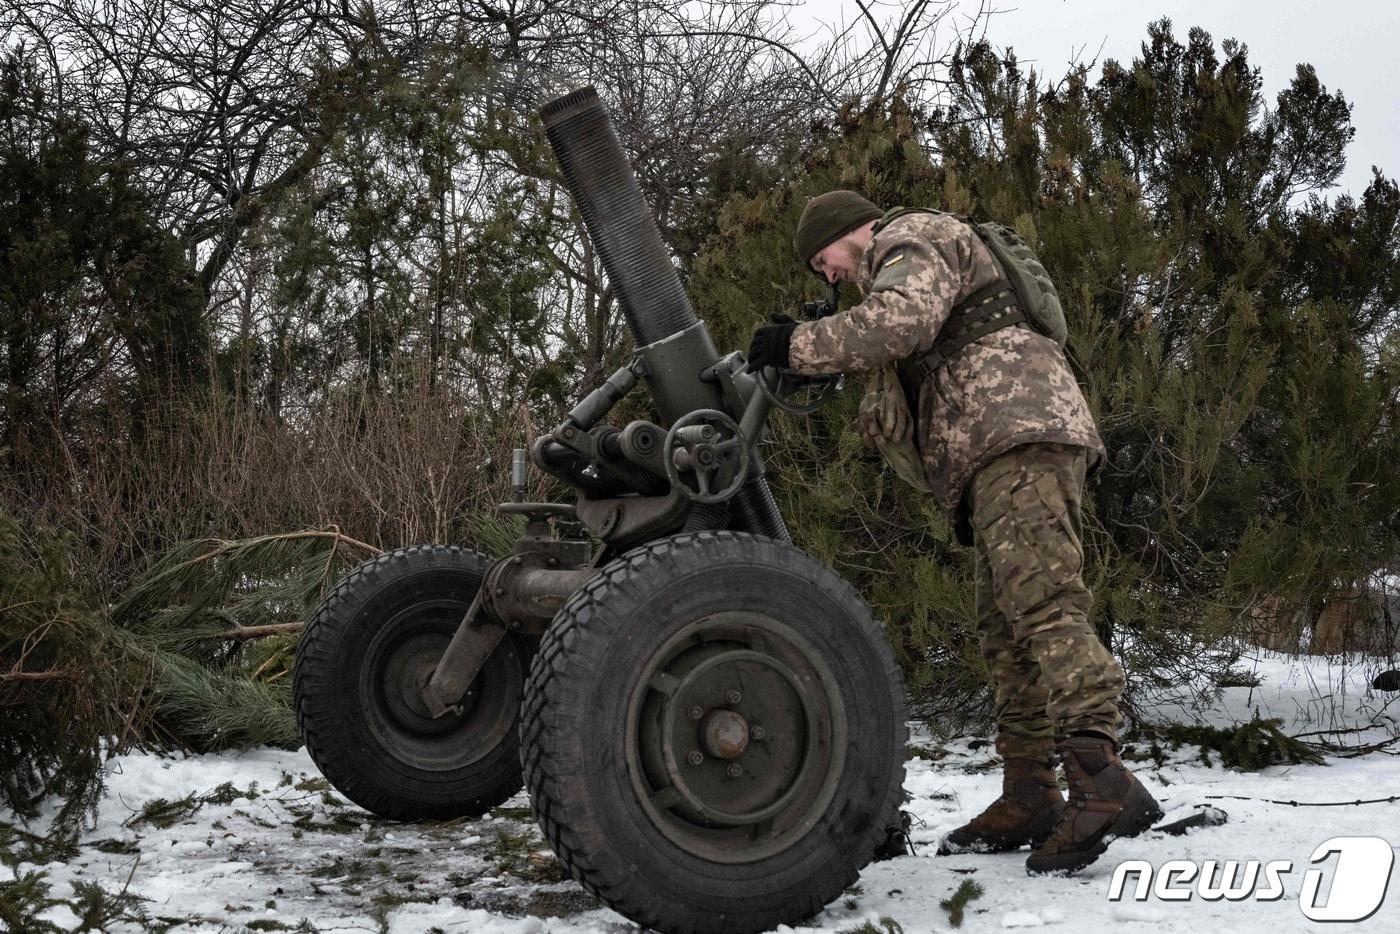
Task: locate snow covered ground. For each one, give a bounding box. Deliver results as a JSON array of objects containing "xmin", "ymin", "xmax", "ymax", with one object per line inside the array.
[{"xmin": 4, "ymin": 647, "xmax": 1398, "ymax": 933}]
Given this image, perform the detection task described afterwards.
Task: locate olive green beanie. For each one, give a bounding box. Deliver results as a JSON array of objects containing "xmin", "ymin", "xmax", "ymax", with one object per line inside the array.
[{"xmin": 794, "ymin": 190, "xmax": 883, "ymax": 267}]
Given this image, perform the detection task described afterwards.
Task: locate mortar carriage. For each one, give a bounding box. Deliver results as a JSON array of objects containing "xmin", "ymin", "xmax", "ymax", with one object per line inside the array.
[{"xmin": 292, "ymin": 85, "xmax": 908, "ymax": 934}]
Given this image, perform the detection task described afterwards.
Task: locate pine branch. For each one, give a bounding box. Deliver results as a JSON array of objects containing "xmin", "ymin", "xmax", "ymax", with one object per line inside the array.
[
  {"xmin": 939, "ymin": 880, "xmax": 983, "ymax": 928},
  {"xmin": 111, "ymin": 528, "xmax": 379, "ymax": 633},
  {"xmin": 172, "ymin": 529, "xmax": 380, "ymax": 572},
  {"xmin": 220, "ymin": 622, "xmax": 304, "ymax": 641},
  {"xmin": 1, "ymin": 669, "xmax": 80, "ymax": 682}
]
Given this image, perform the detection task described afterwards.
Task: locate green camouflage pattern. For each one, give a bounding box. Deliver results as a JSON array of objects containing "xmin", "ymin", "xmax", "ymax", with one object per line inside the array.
[
  {"xmin": 969, "ymin": 443, "xmax": 1124, "ymax": 758},
  {"xmin": 856, "ymin": 362, "xmax": 932, "ymax": 493},
  {"xmin": 786, "ymin": 211, "xmax": 1105, "ymax": 516}
]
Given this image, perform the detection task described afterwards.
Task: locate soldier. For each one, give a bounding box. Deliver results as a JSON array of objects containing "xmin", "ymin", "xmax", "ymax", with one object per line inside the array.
[{"xmin": 745, "ymin": 190, "xmax": 1162, "ymax": 875}]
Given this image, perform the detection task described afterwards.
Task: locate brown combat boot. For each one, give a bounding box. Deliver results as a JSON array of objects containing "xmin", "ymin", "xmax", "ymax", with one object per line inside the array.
[
  {"xmin": 937, "ymin": 755, "xmax": 1065, "ymax": 855},
  {"xmin": 1025, "ymin": 734, "xmax": 1163, "ymax": 875}
]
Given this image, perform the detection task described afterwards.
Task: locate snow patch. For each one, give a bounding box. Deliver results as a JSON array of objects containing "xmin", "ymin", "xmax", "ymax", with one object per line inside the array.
[
  {"xmin": 3, "ymin": 649, "xmax": 1397, "ymax": 932},
  {"xmin": 1000, "ymin": 909, "xmax": 1045, "ymax": 926}
]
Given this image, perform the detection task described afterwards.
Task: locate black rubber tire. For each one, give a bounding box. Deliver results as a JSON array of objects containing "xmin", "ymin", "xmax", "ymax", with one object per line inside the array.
[
  {"xmin": 294, "ymin": 544, "xmax": 532, "ymax": 820},
  {"xmin": 521, "ymin": 531, "xmax": 908, "ymax": 934}
]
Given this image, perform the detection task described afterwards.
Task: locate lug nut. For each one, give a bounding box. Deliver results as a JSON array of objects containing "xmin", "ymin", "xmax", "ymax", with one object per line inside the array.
[
  {"xmin": 726, "ymin": 690, "xmax": 742, "ymax": 704},
  {"xmin": 687, "ymin": 705, "xmax": 704, "ymax": 720},
  {"xmin": 687, "ymin": 751, "xmax": 704, "ymax": 766},
  {"xmin": 725, "ymin": 764, "xmax": 742, "ymax": 778},
  {"xmin": 750, "ymin": 726, "xmax": 766, "ymax": 741}
]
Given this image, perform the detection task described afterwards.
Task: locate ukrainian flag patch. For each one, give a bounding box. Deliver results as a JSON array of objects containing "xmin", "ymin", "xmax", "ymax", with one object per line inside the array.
[{"xmin": 872, "ymin": 247, "xmax": 910, "ymax": 291}]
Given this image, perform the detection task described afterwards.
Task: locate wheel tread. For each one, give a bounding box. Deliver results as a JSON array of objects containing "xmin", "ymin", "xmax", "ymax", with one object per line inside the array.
[
  {"xmin": 520, "ymin": 531, "xmax": 908, "ymax": 933},
  {"xmin": 294, "ymin": 544, "xmax": 527, "ymax": 821}
]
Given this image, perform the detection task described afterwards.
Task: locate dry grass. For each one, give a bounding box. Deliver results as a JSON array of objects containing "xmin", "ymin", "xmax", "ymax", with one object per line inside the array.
[{"xmin": 2, "ymin": 380, "xmax": 549, "ymax": 597}]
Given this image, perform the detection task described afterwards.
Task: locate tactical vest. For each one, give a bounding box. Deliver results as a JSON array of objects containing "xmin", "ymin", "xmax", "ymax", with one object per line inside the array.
[{"xmin": 872, "ymin": 207, "xmax": 1068, "ymax": 403}]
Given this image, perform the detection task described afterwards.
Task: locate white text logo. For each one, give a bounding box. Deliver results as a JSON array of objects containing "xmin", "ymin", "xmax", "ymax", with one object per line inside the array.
[{"xmin": 1107, "ymin": 836, "xmax": 1394, "ymax": 922}]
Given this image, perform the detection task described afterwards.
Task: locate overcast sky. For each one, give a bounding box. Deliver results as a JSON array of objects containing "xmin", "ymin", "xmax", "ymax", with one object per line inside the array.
[{"xmin": 793, "ymin": 0, "xmax": 1397, "ymax": 199}]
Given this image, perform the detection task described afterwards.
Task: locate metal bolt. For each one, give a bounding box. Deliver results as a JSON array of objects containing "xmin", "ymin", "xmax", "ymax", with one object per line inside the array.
[
  {"xmin": 687, "ymin": 705, "xmax": 704, "ymax": 720},
  {"xmin": 687, "ymin": 750, "xmax": 704, "ymax": 766},
  {"xmin": 561, "ymin": 426, "xmax": 576, "ymax": 439},
  {"xmin": 726, "ymin": 690, "xmax": 742, "ymax": 704},
  {"xmin": 750, "ymin": 726, "xmax": 766, "ymax": 741},
  {"xmin": 725, "ymin": 764, "xmax": 742, "ymax": 778}
]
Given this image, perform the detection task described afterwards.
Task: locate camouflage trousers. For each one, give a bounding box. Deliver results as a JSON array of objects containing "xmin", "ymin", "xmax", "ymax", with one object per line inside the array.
[{"xmin": 968, "ymin": 442, "xmax": 1124, "ymax": 759}]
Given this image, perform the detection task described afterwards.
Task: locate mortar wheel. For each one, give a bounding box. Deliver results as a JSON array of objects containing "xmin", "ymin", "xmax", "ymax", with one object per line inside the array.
[
  {"xmin": 521, "ymin": 531, "xmax": 907, "ymax": 934},
  {"xmin": 294, "ymin": 545, "xmax": 533, "ymax": 820}
]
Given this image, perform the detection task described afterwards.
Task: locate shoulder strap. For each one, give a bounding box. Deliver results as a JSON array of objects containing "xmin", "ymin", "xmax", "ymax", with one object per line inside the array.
[
  {"xmin": 875, "ymin": 208, "xmax": 1027, "ymax": 384},
  {"xmin": 871, "ymin": 205, "xmax": 944, "ymax": 234},
  {"xmin": 899, "ymin": 286, "xmax": 1025, "ymax": 384}
]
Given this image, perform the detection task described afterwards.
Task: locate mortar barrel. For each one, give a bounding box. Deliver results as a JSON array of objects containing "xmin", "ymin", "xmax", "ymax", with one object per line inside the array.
[
  {"xmin": 539, "ymin": 86, "xmax": 699, "ymax": 348},
  {"xmin": 539, "ymin": 85, "xmax": 789, "ymax": 542}
]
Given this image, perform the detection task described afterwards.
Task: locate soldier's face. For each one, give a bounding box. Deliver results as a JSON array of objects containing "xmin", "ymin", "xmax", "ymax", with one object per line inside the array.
[{"xmin": 809, "ymin": 226, "xmax": 873, "ymax": 284}]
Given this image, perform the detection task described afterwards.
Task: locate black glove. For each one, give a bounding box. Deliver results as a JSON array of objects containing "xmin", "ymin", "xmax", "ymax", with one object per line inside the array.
[{"xmin": 745, "ymin": 313, "xmax": 798, "ymax": 372}]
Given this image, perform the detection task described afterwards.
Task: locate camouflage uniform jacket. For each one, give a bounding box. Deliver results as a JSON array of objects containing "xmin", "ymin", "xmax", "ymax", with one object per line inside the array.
[{"xmin": 786, "ymin": 210, "xmax": 1106, "ymax": 521}]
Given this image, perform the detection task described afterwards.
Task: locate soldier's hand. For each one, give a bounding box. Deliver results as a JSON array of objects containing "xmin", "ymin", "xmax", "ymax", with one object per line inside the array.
[{"xmin": 744, "ymin": 316, "xmax": 798, "ymax": 372}]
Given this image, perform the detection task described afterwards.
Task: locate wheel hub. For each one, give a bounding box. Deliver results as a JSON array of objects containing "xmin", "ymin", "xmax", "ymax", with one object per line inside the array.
[
  {"xmin": 380, "ymin": 635, "xmax": 466, "ymax": 736},
  {"xmin": 652, "ymin": 648, "xmax": 814, "ymax": 827},
  {"xmin": 363, "ymin": 602, "xmax": 518, "ymax": 771},
  {"xmin": 627, "ymin": 613, "xmax": 846, "ymax": 863},
  {"xmin": 698, "ymin": 709, "xmax": 749, "ymax": 759}
]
